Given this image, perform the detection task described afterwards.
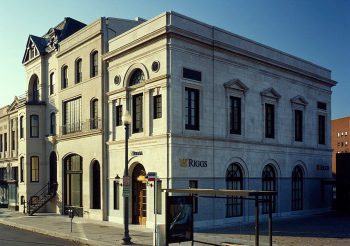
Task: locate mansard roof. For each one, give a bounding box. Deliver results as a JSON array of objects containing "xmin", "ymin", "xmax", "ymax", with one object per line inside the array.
[{"xmin": 22, "ymin": 17, "xmax": 86, "ymax": 64}]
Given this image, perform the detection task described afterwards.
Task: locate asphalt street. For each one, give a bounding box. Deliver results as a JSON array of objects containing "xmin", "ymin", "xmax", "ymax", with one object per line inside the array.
[{"xmin": 0, "ymin": 224, "xmax": 82, "ymax": 246}]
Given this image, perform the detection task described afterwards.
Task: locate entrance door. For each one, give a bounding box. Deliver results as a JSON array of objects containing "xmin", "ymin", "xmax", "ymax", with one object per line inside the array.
[
  {"xmin": 132, "ymin": 164, "xmax": 147, "ymax": 225},
  {"xmin": 50, "ymin": 152, "xmax": 57, "ymax": 184}
]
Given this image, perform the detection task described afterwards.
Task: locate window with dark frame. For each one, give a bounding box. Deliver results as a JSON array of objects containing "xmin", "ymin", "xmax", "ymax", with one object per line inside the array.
[
  {"xmin": 116, "ymin": 105, "xmax": 123, "ymax": 126},
  {"xmin": 292, "ymin": 166, "xmax": 303, "ymax": 211},
  {"xmin": 61, "ymin": 65, "xmax": 68, "ymax": 89},
  {"xmin": 90, "ymin": 99, "xmax": 98, "ymax": 129},
  {"xmin": 189, "ymin": 180, "xmax": 198, "ymax": 214},
  {"xmin": 50, "ymin": 113, "xmax": 56, "ymax": 135},
  {"xmin": 129, "ymin": 69, "xmax": 145, "ymax": 86},
  {"xmin": 226, "ymin": 163, "xmax": 243, "ymax": 217},
  {"xmin": 90, "ymin": 51, "xmax": 98, "ymax": 77},
  {"xmin": 113, "ymin": 181, "xmax": 119, "ymax": 210},
  {"xmin": 63, "ymin": 97, "xmax": 82, "ymax": 134},
  {"xmin": 20, "ymin": 116, "xmax": 24, "ymax": 138},
  {"xmin": 75, "ymin": 59, "xmax": 82, "ymax": 83},
  {"xmin": 295, "ymin": 110, "xmax": 303, "ymax": 142},
  {"xmin": 49, "ymin": 72, "xmax": 54, "ymax": 95},
  {"xmin": 4, "ymin": 133, "xmax": 7, "ymax": 152},
  {"xmin": 11, "ymin": 130, "xmax": 15, "ymax": 150},
  {"xmin": 12, "ymin": 167, "xmax": 18, "ymax": 181},
  {"xmin": 183, "ymin": 68, "xmax": 202, "ymax": 82},
  {"xmin": 30, "ymin": 115, "xmax": 39, "ymax": 138},
  {"xmin": 30, "ymin": 156, "xmax": 39, "ymax": 182},
  {"xmin": 185, "ymin": 88, "xmax": 199, "ymax": 130},
  {"xmin": 132, "ymin": 93, "xmax": 143, "ymax": 133},
  {"xmin": 0, "ymin": 134, "xmax": 2, "ymax": 152},
  {"xmin": 265, "ymin": 103, "xmax": 275, "ymax": 138},
  {"xmin": 318, "ymin": 115, "xmax": 326, "ymax": 144},
  {"xmin": 230, "ymin": 96, "xmax": 241, "ymax": 135},
  {"xmin": 153, "ymin": 95, "xmax": 162, "ymax": 119},
  {"xmin": 20, "ymin": 157, "xmax": 24, "ymax": 182},
  {"xmin": 262, "ymin": 164, "xmax": 276, "ymax": 214},
  {"xmin": 317, "ymin": 102, "xmax": 327, "ymax": 110}
]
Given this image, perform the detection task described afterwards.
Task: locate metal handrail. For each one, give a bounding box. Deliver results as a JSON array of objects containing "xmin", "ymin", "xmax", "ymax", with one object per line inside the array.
[{"xmin": 28, "ymin": 182, "xmax": 57, "ymax": 215}]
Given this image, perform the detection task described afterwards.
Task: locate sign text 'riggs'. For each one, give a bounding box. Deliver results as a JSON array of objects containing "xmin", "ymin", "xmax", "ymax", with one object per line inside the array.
[{"xmin": 179, "ymin": 159, "xmax": 207, "ymax": 168}]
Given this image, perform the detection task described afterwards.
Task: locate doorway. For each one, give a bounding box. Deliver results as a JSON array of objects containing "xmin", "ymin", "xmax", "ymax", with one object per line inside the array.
[
  {"xmin": 132, "ymin": 164, "xmax": 147, "ymax": 225},
  {"xmin": 49, "ymin": 152, "xmax": 57, "ymax": 193},
  {"xmin": 64, "ymin": 154, "xmax": 83, "ymax": 212}
]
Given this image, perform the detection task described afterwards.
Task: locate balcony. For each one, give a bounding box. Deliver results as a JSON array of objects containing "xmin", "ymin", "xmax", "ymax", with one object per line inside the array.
[
  {"xmin": 59, "ymin": 118, "xmax": 102, "ymax": 139},
  {"xmin": 18, "ymin": 91, "xmax": 45, "ymax": 106}
]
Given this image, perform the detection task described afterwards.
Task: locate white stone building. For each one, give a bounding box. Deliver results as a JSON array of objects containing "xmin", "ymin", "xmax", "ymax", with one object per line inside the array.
[
  {"xmin": 105, "ymin": 12, "xmax": 336, "ymax": 228},
  {"xmin": 0, "ymin": 11, "xmax": 335, "ymax": 229}
]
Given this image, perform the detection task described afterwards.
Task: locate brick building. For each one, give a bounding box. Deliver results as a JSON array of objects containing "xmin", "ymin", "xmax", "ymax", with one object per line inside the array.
[{"xmin": 332, "ymin": 117, "xmax": 350, "ymax": 175}]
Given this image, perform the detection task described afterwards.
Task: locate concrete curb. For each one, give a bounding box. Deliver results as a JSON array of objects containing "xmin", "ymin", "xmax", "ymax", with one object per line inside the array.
[{"xmin": 0, "ymin": 219, "xmax": 113, "ymax": 246}]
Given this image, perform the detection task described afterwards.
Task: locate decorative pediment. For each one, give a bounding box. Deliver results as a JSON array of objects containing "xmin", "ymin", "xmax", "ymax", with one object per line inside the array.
[
  {"xmin": 7, "ymin": 97, "xmax": 18, "ymax": 112},
  {"xmin": 290, "ymin": 95, "xmax": 308, "ymax": 106},
  {"xmin": 224, "ymin": 79, "xmax": 249, "ymax": 93},
  {"xmin": 260, "ymin": 87, "xmax": 281, "ymax": 100}
]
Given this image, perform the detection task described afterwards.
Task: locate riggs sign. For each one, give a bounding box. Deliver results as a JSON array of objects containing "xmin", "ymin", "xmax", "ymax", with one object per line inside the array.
[{"xmin": 179, "ymin": 159, "xmax": 208, "ymax": 168}]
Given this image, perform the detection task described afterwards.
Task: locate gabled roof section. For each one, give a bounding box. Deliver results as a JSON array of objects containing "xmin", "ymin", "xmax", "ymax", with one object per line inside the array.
[
  {"xmin": 291, "ymin": 95, "xmax": 308, "ymax": 106},
  {"xmin": 22, "ymin": 17, "xmax": 86, "ymax": 64},
  {"xmin": 260, "ymin": 87, "xmax": 281, "ymax": 100},
  {"xmin": 8, "ymin": 97, "xmax": 18, "ymax": 112},
  {"xmin": 224, "ymin": 79, "xmax": 249, "ymax": 93}
]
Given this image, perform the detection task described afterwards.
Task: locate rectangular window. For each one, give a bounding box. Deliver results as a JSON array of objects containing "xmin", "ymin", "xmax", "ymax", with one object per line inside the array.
[
  {"xmin": 115, "ymin": 105, "xmax": 123, "ymax": 126},
  {"xmin": 318, "ymin": 115, "xmax": 326, "ymax": 144},
  {"xmin": 0, "ymin": 134, "xmax": 2, "ymax": 152},
  {"xmin": 113, "ymin": 181, "xmax": 119, "ymax": 210},
  {"xmin": 49, "ymin": 73, "xmax": 55, "ymax": 95},
  {"xmin": 4, "ymin": 133, "xmax": 7, "ymax": 151},
  {"xmin": 63, "ymin": 97, "xmax": 82, "ymax": 134},
  {"xmin": 30, "ymin": 156, "xmax": 39, "ymax": 182},
  {"xmin": 317, "ymin": 102, "xmax": 327, "ymax": 110},
  {"xmin": 30, "ymin": 115, "xmax": 39, "ymax": 138},
  {"xmin": 230, "ymin": 96, "xmax": 241, "ymax": 135},
  {"xmin": 20, "ymin": 117, "xmax": 24, "ymax": 139},
  {"xmin": 156, "ymin": 181, "xmax": 162, "ymax": 214},
  {"xmin": 76, "ymin": 60, "xmax": 82, "ymax": 83},
  {"xmin": 265, "ymin": 103, "xmax": 275, "ymax": 138},
  {"xmin": 50, "ymin": 113, "xmax": 56, "ymax": 135},
  {"xmin": 185, "ymin": 88, "xmax": 200, "ymax": 130},
  {"xmin": 189, "ymin": 180, "xmax": 198, "ymax": 213},
  {"xmin": 12, "ymin": 167, "xmax": 18, "ymax": 181},
  {"xmin": 183, "ymin": 68, "xmax": 202, "ymax": 82},
  {"xmin": 295, "ymin": 110, "xmax": 303, "ymax": 142},
  {"xmin": 11, "ymin": 130, "xmax": 15, "ymax": 150},
  {"xmin": 61, "ymin": 66, "xmax": 68, "ymax": 89},
  {"xmin": 132, "ymin": 94, "xmax": 143, "ymax": 133},
  {"xmin": 20, "ymin": 157, "xmax": 24, "ymax": 182},
  {"xmin": 153, "ymin": 95, "xmax": 162, "ymax": 119}
]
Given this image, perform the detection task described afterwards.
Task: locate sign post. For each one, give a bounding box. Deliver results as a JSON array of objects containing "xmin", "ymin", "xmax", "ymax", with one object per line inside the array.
[
  {"xmin": 147, "ymin": 172, "xmax": 158, "ymax": 246},
  {"xmin": 123, "ymin": 176, "xmax": 130, "ymax": 197}
]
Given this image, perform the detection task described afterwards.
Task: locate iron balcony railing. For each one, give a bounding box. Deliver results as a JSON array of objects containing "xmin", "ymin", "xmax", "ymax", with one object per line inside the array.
[{"xmin": 60, "ymin": 118, "xmax": 102, "ymax": 136}]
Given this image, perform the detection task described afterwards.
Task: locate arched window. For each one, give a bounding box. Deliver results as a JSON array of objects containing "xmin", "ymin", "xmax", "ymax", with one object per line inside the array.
[
  {"xmin": 90, "ymin": 99, "xmax": 98, "ymax": 129},
  {"xmin": 50, "ymin": 113, "xmax": 56, "ymax": 135},
  {"xmin": 226, "ymin": 163, "xmax": 243, "ymax": 217},
  {"xmin": 92, "ymin": 161, "xmax": 101, "ymax": 209},
  {"xmin": 292, "ymin": 166, "xmax": 303, "ymax": 211},
  {"xmin": 64, "ymin": 154, "xmax": 83, "ymax": 208},
  {"xmin": 32, "ymin": 78, "xmax": 39, "ymax": 102},
  {"xmin": 129, "ymin": 69, "xmax": 145, "ymax": 86},
  {"xmin": 61, "ymin": 65, "xmax": 68, "ymax": 89},
  {"xmin": 49, "ymin": 72, "xmax": 55, "ymax": 95},
  {"xmin": 90, "ymin": 51, "xmax": 98, "ymax": 77},
  {"xmin": 75, "ymin": 58, "xmax": 82, "ymax": 83},
  {"xmin": 262, "ymin": 164, "xmax": 276, "ymax": 214}
]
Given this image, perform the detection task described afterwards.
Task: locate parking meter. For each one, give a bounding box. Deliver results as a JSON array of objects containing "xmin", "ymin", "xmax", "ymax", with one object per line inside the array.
[{"xmin": 67, "ymin": 208, "xmax": 75, "ymax": 232}]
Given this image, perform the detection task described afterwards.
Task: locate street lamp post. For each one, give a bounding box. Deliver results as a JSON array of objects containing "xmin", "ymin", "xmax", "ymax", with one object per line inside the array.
[{"xmin": 122, "ymin": 111, "xmax": 132, "ymax": 245}]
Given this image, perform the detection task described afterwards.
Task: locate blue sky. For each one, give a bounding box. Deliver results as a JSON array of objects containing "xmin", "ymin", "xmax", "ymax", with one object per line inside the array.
[{"xmin": 0, "ymin": 0, "xmax": 348, "ymax": 119}]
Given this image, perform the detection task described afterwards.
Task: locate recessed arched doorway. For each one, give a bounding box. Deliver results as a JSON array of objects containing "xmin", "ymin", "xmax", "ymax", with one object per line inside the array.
[
  {"xmin": 49, "ymin": 152, "xmax": 57, "ymax": 193},
  {"xmin": 132, "ymin": 164, "xmax": 147, "ymax": 225},
  {"xmin": 63, "ymin": 154, "xmax": 83, "ymax": 214},
  {"xmin": 91, "ymin": 160, "xmax": 101, "ymax": 209}
]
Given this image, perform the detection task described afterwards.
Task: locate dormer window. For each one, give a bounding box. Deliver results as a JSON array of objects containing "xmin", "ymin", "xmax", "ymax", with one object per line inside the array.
[{"xmin": 129, "ymin": 69, "xmax": 145, "ymax": 86}]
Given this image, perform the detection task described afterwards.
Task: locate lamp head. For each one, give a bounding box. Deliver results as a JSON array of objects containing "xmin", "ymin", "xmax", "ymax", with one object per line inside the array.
[{"xmin": 122, "ymin": 110, "xmax": 132, "ymax": 125}]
